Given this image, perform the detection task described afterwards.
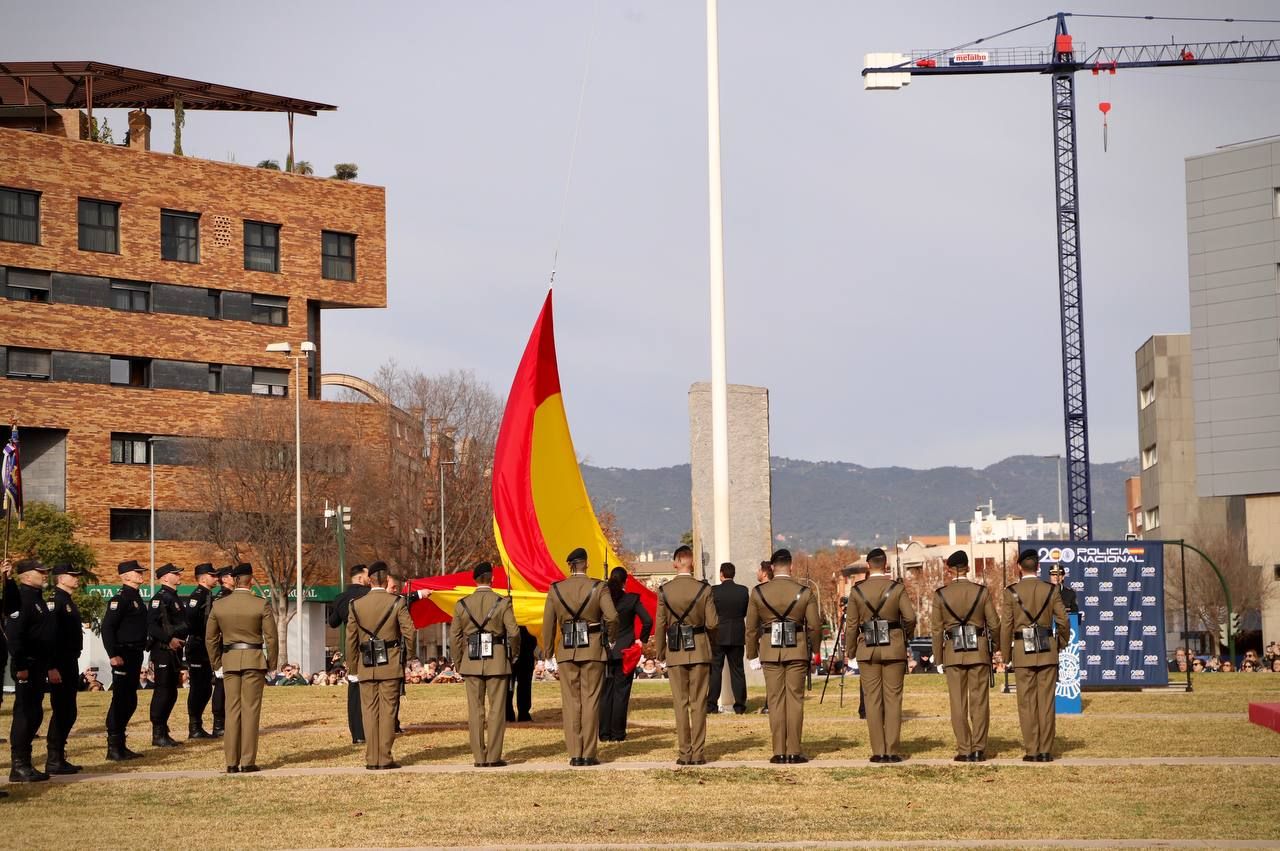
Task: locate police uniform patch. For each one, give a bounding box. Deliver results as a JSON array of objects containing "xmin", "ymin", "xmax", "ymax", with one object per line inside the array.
[
  {"xmin": 151, "ymin": 600, "xmax": 160, "ymax": 608},
  {"xmin": 7, "ymin": 611, "xmax": 16, "ymax": 619},
  {"xmin": 188, "ymin": 599, "xmax": 198, "ymax": 607},
  {"xmin": 45, "ymin": 601, "xmax": 55, "ymax": 611},
  {"xmin": 65, "ymin": 604, "xmax": 72, "ymax": 613},
  {"xmin": 109, "ymin": 601, "xmax": 119, "ymax": 610}
]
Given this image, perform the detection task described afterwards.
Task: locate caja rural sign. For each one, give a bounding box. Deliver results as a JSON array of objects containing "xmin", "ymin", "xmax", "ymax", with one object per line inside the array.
[{"xmin": 1020, "ymin": 541, "xmax": 1168, "ymax": 688}]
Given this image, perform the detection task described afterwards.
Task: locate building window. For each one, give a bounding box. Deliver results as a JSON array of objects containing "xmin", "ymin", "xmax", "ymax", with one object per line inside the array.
[
  {"xmin": 5, "ymin": 268, "xmax": 51, "ymax": 302},
  {"xmin": 161, "ymin": 210, "xmax": 200, "ymax": 263},
  {"xmin": 111, "ymin": 280, "xmax": 150, "ymax": 312},
  {"xmin": 1141, "ymin": 444, "xmax": 1158, "ymax": 470},
  {"xmin": 207, "ymin": 289, "xmax": 222, "ymax": 319},
  {"xmin": 322, "ymin": 231, "xmax": 355, "ymax": 281},
  {"xmin": 5, "ymin": 347, "xmax": 51, "ymax": 380},
  {"xmin": 78, "ymin": 198, "xmax": 120, "ymax": 253},
  {"xmin": 0, "ymin": 187, "xmax": 40, "ymax": 244},
  {"xmin": 251, "ymin": 367, "xmax": 289, "ymax": 397},
  {"xmin": 209, "ymin": 364, "xmax": 223, "ymax": 394},
  {"xmin": 110, "ymin": 357, "xmax": 150, "ymax": 388},
  {"xmin": 244, "ymin": 221, "xmax": 280, "ymax": 272},
  {"xmin": 1139, "ymin": 382, "xmax": 1155, "ymax": 409},
  {"xmin": 251, "ymin": 294, "xmax": 287, "ymax": 326},
  {"xmin": 110, "ymin": 433, "xmax": 150, "ymax": 465},
  {"xmin": 1143, "ymin": 506, "xmax": 1160, "ymax": 530},
  {"xmin": 109, "ymin": 509, "xmax": 150, "ymax": 541}
]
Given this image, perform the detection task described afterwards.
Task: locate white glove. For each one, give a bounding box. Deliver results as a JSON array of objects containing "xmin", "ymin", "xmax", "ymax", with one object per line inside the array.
[
  {"xmin": 347, "ymin": 674, "xmax": 359, "ymax": 683},
  {"xmin": 214, "ymin": 668, "xmax": 224, "ymax": 679},
  {"xmin": 748, "ymin": 658, "xmax": 763, "ymax": 671}
]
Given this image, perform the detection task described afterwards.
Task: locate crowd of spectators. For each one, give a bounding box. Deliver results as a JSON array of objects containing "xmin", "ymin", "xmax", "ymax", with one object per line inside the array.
[{"xmin": 1167, "ymin": 643, "xmax": 1280, "ymax": 674}]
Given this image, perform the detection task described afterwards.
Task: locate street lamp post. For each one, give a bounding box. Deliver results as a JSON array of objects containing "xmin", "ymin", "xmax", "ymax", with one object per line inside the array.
[
  {"xmin": 146, "ymin": 435, "xmax": 174, "ymax": 597},
  {"xmin": 267, "ymin": 340, "xmax": 315, "ymax": 665}
]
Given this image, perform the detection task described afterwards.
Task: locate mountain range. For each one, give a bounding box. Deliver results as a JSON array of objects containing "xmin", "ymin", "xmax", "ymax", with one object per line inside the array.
[{"xmin": 582, "ymin": 454, "xmax": 1139, "ymax": 555}]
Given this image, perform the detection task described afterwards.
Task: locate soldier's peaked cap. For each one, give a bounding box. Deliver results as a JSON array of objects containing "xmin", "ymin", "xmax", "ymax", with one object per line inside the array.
[
  {"xmin": 770, "ymin": 548, "xmax": 792, "ymax": 565},
  {"xmin": 231, "ymin": 563, "xmax": 254, "ymax": 577},
  {"xmin": 946, "ymin": 550, "xmax": 969, "ymax": 569},
  {"xmin": 368, "ymin": 560, "xmax": 389, "ymax": 576},
  {"xmin": 52, "ymin": 562, "xmax": 80, "ymax": 576},
  {"xmin": 156, "ymin": 563, "xmax": 181, "ymax": 578},
  {"xmin": 117, "ymin": 559, "xmax": 143, "ymax": 575},
  {"xmin": 1017, "ymin": 548, "xmax": 1041, "ymax": 565},
  {"xmin": 1048, "ymin": 564, "xmax": 1066, "ymax": 576},
  {"xmin": 194, "ymin": 563, "xmax": 216, "ymax": 576},
  {"xmin": 15, "ymin": 559, "xmax": 48, "ymax": 574},
  {"xmin": 865, "ymin": 547, "xmax": 887, "ymax": 561},
  {"xmin": 565, "ymin": 547, "xmax": 588, "ymax": 564},
  {"xmin": 473, "ymin": 561, "xmax": 494, "ymax": 581},
  {"xmin": 215, "ymin": 565, "xmax": 235, "ymax": 578}
]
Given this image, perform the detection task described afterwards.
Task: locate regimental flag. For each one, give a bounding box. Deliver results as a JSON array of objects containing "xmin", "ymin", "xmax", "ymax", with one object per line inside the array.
[
  {"xmin": 1, "ymin": 423, "xmax": 21, "ymax": 528},
  {"xmin": 489, "ymin": 291, "xmax": 657, "ymax": 626}
]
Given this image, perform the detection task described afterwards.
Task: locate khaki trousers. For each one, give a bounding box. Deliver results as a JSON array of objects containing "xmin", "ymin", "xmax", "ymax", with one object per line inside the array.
[
  {"xmin": 1014, "ymin": 665, "xmax": 1058, "ymax": 755},
  {"xmin": 557, "ymin": 660, "xmax": 604, "ymax": 760},
  {"xmin": 944, "ymin": 663, "xmax": 990, "ymax": 754},
  {"xmin": 668, "ymin": 663, "xmax": 710, "ymax": 761},
  {"xmin": 359, "ymin": 678, "xmax": 402, "ymax": 767},
  {"xmin": 762, "ymin": 660, "xmax": 808, "ymax": 756},
  {"xmin": 465, "ymin": 675, "xmax": 509, "ymax": 764},
  {"xmin": 223, "ymin": 669, "xmax": 265, "ymax": 768},
  {"xmin": 861, "ymin": 660, "xmax": 906, "ymax": 756}
]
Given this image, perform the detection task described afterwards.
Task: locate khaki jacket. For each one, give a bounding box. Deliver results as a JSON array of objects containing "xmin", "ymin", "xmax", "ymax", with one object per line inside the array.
[
  {"xmin": 541, "ymin": 573, "xmax": 619, "ymax": 663},
  {"xmin": 450, "ymin": 587, "xmax": 520, "ymax": 676},
  {"xmin": 745, "ymin": 575, "xmax": 821, "ymax": 663},
  {"xmin": 845, "ymin": 574, "xmax": 917, "ymax": 663},
  {"xmin": 654, "ymin": 574, "xmax": 719, "ymax": 666},
  {"xmin": 346, "ymin": 589, "xmax": 416, "ymax": 681},
  {"xmin": 1000, "ymin": 577, "xmax": 1070, "ymax": 668},
  {"xmin": 206, "ymin": 589, "xmax": 278, "ymax": 673},
  {"xmin": 930, "ymin": 578, "xmax": 1000, "ymax": 667}
]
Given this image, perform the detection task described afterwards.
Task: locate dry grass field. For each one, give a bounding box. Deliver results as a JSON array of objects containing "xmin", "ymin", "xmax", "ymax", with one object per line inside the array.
[{"xmin": 2, "ymin": 673, "xmax": 1277, "ymax": 849}]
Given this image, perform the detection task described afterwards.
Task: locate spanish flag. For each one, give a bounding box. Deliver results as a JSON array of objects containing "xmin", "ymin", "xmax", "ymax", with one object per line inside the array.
[{"xmin": 406, "ymin": 292, "xmax": 657, "ymax": 632}]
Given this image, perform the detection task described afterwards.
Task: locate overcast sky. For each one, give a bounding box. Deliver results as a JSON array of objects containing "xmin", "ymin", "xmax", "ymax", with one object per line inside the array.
[{"xmin": 16, "ymin": 1, "xmax": 1280, "ymax": 469}]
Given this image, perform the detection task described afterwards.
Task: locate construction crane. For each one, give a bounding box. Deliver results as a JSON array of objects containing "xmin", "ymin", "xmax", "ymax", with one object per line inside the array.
[{"xmin": 864, "ymin": 12, "xmax": 1280, "ymax": 541}]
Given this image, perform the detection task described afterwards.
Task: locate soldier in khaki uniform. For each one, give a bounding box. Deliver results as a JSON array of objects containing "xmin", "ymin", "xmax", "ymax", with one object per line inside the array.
[
  {"xmin": 450, "ymin": 562, "xmax": 520, "ymax": 767},
  {"xmin": 845, "ymin": 547, "xmax": 916, "ymax": 763},
  {"xmin": 654, "ymin": 545, "xmax": 719, "ymax": 765},
  {"xmin": 746, "ymin": 548, "xmax": 820, "ymax": 764},
  {"xmin": 541, "ymin": 547, "xmax": 619, "ymax": 766},
  {"xmin": 1001, "ymin": 549, "xmax": 1070, "ymax": 762},
  {"xmin": 930, "ymin": 550, "xmax": 1000, "ymax": 762},
  {"xmin": 205, "ymin": 563, "xmax": 278, "ymax": 773},
  {"xmin": 347, "ymin": 564, "xmax": 417, "ymax": 770}
]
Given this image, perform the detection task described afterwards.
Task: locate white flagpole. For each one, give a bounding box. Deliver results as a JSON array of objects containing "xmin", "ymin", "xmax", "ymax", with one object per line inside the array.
[{"xmin": 707, "ymin": 0, "xmax": 732, "ymax": 571}]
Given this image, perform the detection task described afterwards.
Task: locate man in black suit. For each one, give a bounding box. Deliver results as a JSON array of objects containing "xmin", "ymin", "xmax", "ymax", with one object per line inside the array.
[
  {"xmin": 327, "ymin": 563, "xmax": 370, "ymax": 744},
  {"xmin": 507, "ymin": 626, "xmax": 537, "ymax": 723},
  {"xmin": 707, "ymin": 562, "xmax": 749, "ymax": 715}
]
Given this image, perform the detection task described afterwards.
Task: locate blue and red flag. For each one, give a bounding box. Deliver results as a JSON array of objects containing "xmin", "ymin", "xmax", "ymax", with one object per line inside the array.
[{"xmin": 2, "ymin": 423, "xmax": 22, "ymax": 528}]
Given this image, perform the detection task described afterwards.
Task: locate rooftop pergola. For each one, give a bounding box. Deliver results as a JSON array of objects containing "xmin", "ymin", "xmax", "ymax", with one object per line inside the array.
[{"xmin": 0, "ymin": 60, "xmax": 336, "ymax": 159}]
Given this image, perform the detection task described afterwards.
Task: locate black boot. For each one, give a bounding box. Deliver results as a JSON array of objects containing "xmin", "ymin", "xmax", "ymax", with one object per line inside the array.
[
  {"xmin": 106, "ymin": 734, "xmax": 143, "ymax": 761},
  {"xmin": 9, "ymin": 757, "xmax": 50, "ymax": 783},
  {"xmin": 211, "ymin": 721, "xmax": 225, "ymax": 738},
  {"xmin": 44, "ymin": 748, "xmax": 81, "ymax": 775},
  {"xmin": 189, "ymin": 720, "xmax": 213, "ymax": 740},
  {"xmin": 152, "ymin": 725, "xmax": 181, "ymax": 748}
]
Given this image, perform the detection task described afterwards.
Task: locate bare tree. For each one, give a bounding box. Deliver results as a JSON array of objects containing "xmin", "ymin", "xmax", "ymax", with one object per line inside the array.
[
  {"xmin": 791, "ymin": 547, "xmax": 861, "ymax": 632},
  {"xmin": 197, "ymin": 400, "xmax": 349, "ymax": 663},
  {"xmin": 1168, "ymin": 522, "xmax": 1267, "ymax": 654}
]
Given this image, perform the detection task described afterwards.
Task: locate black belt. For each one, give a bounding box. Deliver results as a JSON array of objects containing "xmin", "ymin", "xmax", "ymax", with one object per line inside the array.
[
  {"xmin": 689, "ymin": 626, "xmax": 707, "ymax": 635},
  {"xmin": 586, "ymin": 624, "xmax": 603, "ymax": 634},
  {"xmin": 223, "ymin": 642, "xmax": 263, "ymax": 651},
  {"xmin": 863, "ymin": 620, "xmax": 904, "ymax": 630}
]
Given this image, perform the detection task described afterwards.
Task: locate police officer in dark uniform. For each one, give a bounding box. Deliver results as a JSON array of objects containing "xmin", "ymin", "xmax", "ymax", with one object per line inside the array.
[
  {"xmin": 147, "ymin": 563, "xmax": 187, "ymax": 747},
  {"xmin": 328, "ymin": 563, "xmax": 371, "ymax": 744},
  {"xmin": 7, "ymin": 559, "xmax": 54, "ymax": 782},
  {"xmin": 209, "ymin": 565, "xmax": 236, "ymax": 737},
  {"xmin": 102, "ymin": 559, "xmax": 150, "ymax": 760},
  {"xmin": 184, "ymin": 563, "xmax": 219, "ymax": 739},
  {"xmin": 1049, "ymin": 565, "xmax": 1079, "ymax": 615},
  {"xmin": 46, "ymin": 562, "xmax": 84, "ymax": 775}
]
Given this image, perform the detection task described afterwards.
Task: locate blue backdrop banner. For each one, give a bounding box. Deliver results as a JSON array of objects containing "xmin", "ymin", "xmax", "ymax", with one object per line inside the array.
[
  {"xmin": 1055, "ymin": 613, "xmax": 1083, "ymax": 713},
  {"xmin": 1020, "ymin": 541, "xmax": 1168, "ymax": 688}
]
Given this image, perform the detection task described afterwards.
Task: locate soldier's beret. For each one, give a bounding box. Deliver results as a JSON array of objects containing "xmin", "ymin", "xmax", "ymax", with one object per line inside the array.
[
  {"xmin": 565, "ymin": 547, "xmax": 588, "ymax": 564},
  {"xmin": 117, "ymin": 559, "xmax": 143, "ymax": 575},
  {"xmin": 946, "ymin": 550, "xmax": 969, "ymax": 569},
  {"xmin": 52, "ymin": 563, "xmax": 81, "ymax": 576},
  {"xmin": 216, "ymin": 565, "xmax": 235, "ymax": 578},
  {"xmin": 231, "ymin": 563, "xmax": 253, "ymax": 578},
  {"xmin": 368, "ymin": 560, "xmax": 388, "ymax": 576},
  {"xmin": 1017, "ymin": 548, "xmax": 1041, "ymax": 565},
  {"xmin": 865, "ymin": 547, "xmax": 887, "ymax": 561},
  {"xmin": 770, "ymin": 548, "xmax": 792, "ymax": 565},
  {"xmin": 473, "ymin": 561, "xmax": 494, "ymax": 581},
  {"xmin": 1048, "ymin": 564, "xmax": 1066, "ymax": 576},
  {"xmin": 156, "ymin": 563, "xmax": 181, "ymax": 578},
  {"xmin": 193, "ymin": 563, "xmax": 215, "ymax": 576},
  {"xmin": 15, "ymin": 559, "xmax": 48, "ymax": 574}
]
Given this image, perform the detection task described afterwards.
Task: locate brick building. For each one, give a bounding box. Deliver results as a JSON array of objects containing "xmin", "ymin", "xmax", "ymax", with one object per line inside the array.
[{"xmin": 0, "ymin": 64, "xmax": 417, "ymax": 671}]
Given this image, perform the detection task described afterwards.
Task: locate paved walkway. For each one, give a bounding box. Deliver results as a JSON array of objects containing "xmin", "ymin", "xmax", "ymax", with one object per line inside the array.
[
  {"xmin": 304, "ymin": 842, "xmax": 1280, "ymax": 850},
  {"xmin": 46, "ymin": 754, "xmax": 1280, "ymax": 784}
]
